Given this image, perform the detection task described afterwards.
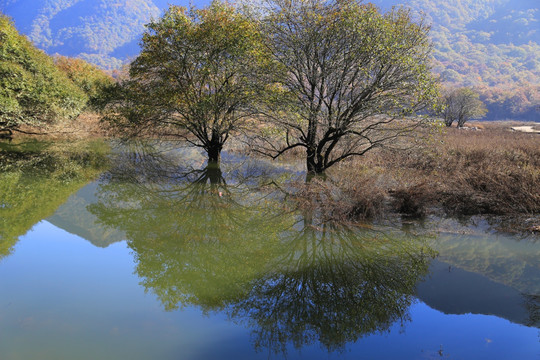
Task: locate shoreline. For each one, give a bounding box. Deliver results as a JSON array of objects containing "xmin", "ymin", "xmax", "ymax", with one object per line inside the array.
[{"xmin": 4, "ymin": 118, "xmax": 540, "ymax": 234}]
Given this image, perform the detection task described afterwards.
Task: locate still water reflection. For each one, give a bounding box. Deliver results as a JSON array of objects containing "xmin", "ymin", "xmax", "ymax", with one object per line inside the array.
[
  {"xmin": 86, "ymin": 143, "xmax": 435, "ymax": 353},
  {"xmin": 0, "ymin": 140, "xmax": 538, "ymax": 359},
  {"xmin": 0, "ymin": 140, "xmax": 108, "ymax": 258}
]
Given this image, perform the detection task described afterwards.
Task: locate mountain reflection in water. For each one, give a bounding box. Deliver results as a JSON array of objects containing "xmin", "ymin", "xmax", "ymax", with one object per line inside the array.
[{"xmin": 0, "ymin": 140, "xmax": 108, "ymax": 258}]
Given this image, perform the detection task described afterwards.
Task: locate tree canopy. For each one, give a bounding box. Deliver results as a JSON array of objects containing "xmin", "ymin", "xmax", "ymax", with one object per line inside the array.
[
  {"xmin": 111, "ymin": 1, "xmax": 268, "ymax": 163},
  {"xmin": 106, "ymin": 0, "xmax": 439, "ymax": 173},
  {"xmin": 253, "ymin": 0, "xmax": 438, "ymax": 174},
  {"xmin": 441, "ymin": 87, "xmax": 487, "ymax": 127},
  {"xmin": 54, "ymin": 55, "xmax": 114, "ymax": 109}
]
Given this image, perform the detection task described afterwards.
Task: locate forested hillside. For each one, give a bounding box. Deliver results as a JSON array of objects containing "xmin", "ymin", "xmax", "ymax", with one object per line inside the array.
[
  {"xmin": 374, "ymin": 0, "xmax": 540, "ymax": 120},
  {"xmin": 1, "ymin": 0, "xmax": 539, "ymax": 119},
  {"xmin": 0, "ymin": 14, "xmax": 113, "ymax": 135},
  {"xmin": 0, "ymin": 0, "xmax": 160, "ymax": 68},
  {"xmin": 0, "ymin": 14, "xmax": 86, "ymax": 134}
]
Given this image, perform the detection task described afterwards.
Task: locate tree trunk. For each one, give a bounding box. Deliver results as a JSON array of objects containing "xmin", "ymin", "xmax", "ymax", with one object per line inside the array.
[
  {"xmin": 306, "ymin": 148, "xmax": 320, "ymax": 172},
  {"xmin": 206, "ymin": 142, "xmax": 222, "ymax": 165},
  {"xmin": 306, "ymin": 148, "xmax": 326, "ymax": 181},
  {"xmin": 205, "ymin": 163, "xmax": 223, "ymax": 185}
]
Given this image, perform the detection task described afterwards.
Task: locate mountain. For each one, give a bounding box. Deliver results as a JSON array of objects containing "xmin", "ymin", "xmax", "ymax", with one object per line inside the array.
[
  {"xmin": 417, "ymin": 259, "xmax": 538, "ymax": 328},
  {"xmin": 1, "ymin": 0, "xmax": 539, "ymax": 119},
  {"xmin": 373, "ymin": 0, "xmax": 540, "ymax": 120},
  {"xmin": 47, "ymin": 182, "xmax": 126, "ymax": 248},
  {"xmin": 0, "ymin": 0, "xmax": 162, "ymax": 68}
]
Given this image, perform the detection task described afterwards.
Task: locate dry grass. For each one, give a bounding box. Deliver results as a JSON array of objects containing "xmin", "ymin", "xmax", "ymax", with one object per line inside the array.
[
  {"xmin": 434, "ymin": 127, "xmax": 539, "ymax": 215},
  {"xmin": 292, "ymin": 169, "xmax": 389, "ymax": 222},
  {"xmin": 17, "ymin": 113, "xmax": 114, "ymax": 139},
  {"xmin": 297, "ymin": 123, "xmax": 540, "ymax": 230}
]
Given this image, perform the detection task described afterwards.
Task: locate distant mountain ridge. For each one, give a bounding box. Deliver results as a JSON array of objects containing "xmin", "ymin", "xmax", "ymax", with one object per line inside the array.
[
  {"xmin": 374, "ymin": 0, "xmax": 540, "ymax": 83},
  {"xmin": 0, "ymin": 0, "xmax": 162, "ymax": 68}
]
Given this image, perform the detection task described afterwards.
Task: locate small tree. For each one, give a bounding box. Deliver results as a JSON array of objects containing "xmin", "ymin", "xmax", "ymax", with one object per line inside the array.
[
  {"xmin": 441, "ymin": 87, "xmax": 487, "ymax": 127},
  {"xmin": 111, "ymin": 1, "xmax": 267, "ymax": 164},
  {"xmin": 252, "ymin": 0, "xmax": 438, "ymax": 175}
]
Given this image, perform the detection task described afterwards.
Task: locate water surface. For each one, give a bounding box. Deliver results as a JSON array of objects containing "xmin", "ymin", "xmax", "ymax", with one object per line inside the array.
[{"xmin": 0, "ymin": 141, "xmax": 538, "ymax": 359}]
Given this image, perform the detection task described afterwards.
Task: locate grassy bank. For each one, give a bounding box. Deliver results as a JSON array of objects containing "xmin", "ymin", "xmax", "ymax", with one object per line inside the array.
[
  {"xmin": 8, "ymin": 117, "xmax": 540, "ymax": 232},
  {"xmin": 15, "ymin": 113, "xmax": 113, "ymax": 139},
  {"xmin": 292, "ymin": 122, "xmax": 540, "ymax": 232}
]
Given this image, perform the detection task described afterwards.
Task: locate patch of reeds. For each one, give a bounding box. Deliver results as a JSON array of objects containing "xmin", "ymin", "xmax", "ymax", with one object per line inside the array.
[
  {"xmin": 292, "ymin": 167, "xmax": 389, "ymax": 222},
  {"xmin": 296, "ymin": 123, "xmax": 539, "ymax": 230},
  {"xmin": 435, "ymin": 128, "xmax": 539, "ymax": 215}
]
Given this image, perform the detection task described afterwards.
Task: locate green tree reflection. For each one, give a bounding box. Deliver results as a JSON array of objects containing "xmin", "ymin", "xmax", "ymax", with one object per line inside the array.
[
  {"xmin": 0, "ymin": 140, "xmax": 108, "ymax": 259},
  {"xmin": 90, "ymin": 146, "xmax": 291, "ymax": 309},
  {"xmin": 89, "ymin": 148, "xmax": 434, "ymax": 353},
  {"xmin": 230, "ymin": 215, "xmax": 434, "ymax": 353}
]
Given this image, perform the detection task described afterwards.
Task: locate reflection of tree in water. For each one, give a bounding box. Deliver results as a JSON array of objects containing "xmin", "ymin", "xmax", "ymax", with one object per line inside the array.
[
  {"xmin": 0, "ymin": 140, "xmax": 108, "ymax": 259},
  {"xmin": 90, "ymin": 144, "xmax": 291, "ymax": 309},
  {"xmin": 230, "ymin": 214, "xmax": 434, "ymax": 353},
  {"xmin": 89, "ymin": 145, "xmax": 434, "ymax": 353}
]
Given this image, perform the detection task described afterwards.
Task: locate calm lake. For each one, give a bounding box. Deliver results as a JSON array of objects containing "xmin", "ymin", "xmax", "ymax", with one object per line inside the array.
[{"xmin": 0, "ymin": 140, "xmax": 538, "ymax": 359}]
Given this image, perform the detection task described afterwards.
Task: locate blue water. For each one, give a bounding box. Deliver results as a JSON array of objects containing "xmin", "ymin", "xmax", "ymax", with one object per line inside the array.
[
  {"xmin": 1, "ymin": 142, "xmax": 538, "ymax": 359},
  {"xmin": 0, "ymin": 220, "xmax": 538, "ymax": 360}
]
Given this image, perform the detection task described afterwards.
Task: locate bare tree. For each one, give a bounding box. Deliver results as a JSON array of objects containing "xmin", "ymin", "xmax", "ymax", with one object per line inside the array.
[
  {"xmin": 441, "ymin": 87, "xmax": 487, "ymax": 127},
  {"xmin": 251, "ymin": 0, "xmax": 438, "ymax": 175}
]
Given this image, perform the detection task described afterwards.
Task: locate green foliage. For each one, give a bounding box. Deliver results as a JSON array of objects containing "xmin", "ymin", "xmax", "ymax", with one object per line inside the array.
[
  {"xmin": 3, "ymin": 0, "xmax": 539, "ymax": 119},
  {"xmin": 111, "ymin": 1, "xmax": 268, "ymax": 162},
  {"xmin": 0, "ymin": 14, "xmax": 87, "ymax": 134},
  {"xmin": 54, "ymin": 55, "xmax": 115, "ymax": 109},
  {"xmin": 255, "ymin": 0, "xmax": 438, "ymax": 174},
  {"xmin": 441, "ymin": 87, "xmax": 488, "ymax": 127}
]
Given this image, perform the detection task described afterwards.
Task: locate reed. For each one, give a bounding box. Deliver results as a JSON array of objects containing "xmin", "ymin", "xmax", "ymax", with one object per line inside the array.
[{"xmin": 295, "ymin": 122, "xmax": 540, "ymax": 229}]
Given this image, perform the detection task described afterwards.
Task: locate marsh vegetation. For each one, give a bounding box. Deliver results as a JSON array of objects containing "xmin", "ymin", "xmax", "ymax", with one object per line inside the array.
[{"xmin": 292, "ymin": 122, "xmax": 540, "ymax": 229}]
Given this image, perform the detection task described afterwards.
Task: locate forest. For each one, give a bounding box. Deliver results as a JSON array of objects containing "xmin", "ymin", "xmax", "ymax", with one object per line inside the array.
[
  {"xmin": 1, "ymin": 0, "xmax": 539, "ymax": 119},
  {"xmin": 0, "ymin": 14, "xmax": 113, "ymax": 137},
  {"xmin": 374, "ymin": 0, "xmax": 540, "ymax": 120}
]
